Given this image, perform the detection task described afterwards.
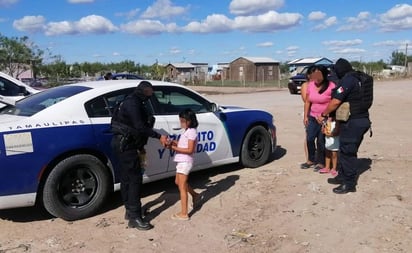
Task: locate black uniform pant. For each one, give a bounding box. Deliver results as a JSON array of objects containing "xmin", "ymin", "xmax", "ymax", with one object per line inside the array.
[
  {"xmin": 111, "ymin": 135, "xmax": 143, "ymax": 219},
  {"xmin": 338, "ymin": 118, "xmax": 370, "ymax": 187}
]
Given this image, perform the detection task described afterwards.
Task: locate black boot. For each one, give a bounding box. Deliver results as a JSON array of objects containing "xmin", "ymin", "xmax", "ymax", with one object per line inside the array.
[
  {"xmin": 327, "ymin": 176, "xmax": 343, "ymax": 185},
  {"xmin": 128, "ymin": 217, "xmax": 153, "ymax": 230},
  {"xmin": 333, "ymin": 184, "xmax": 356, "ymax": 194},
  {"xmin": 124, "ymin": 210, "xmax": 130, "ymax": 220}
]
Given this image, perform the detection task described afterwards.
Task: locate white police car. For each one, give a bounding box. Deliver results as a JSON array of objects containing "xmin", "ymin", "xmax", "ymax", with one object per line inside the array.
[
  {"xmin": 0, "ymin": 71, "xmax": 40, "ymax": 107},
  {"xmin": 0, "ymin": 80, "xmax": 276, "ymax": 220}
]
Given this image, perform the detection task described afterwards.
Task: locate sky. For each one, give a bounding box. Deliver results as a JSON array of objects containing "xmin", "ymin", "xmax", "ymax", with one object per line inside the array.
[{"xmin": 0, "ymin": 0, "xmax": 411, "ymax": 66}]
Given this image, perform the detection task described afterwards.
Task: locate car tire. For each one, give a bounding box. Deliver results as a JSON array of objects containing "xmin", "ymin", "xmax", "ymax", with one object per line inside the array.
[
  {"xmin": 42, "ymin": 154, "xmax": 111, "ymax": 221},
  {"xmin": 240, "ymin": 125, "xmax": 271, "ymax": 168}
]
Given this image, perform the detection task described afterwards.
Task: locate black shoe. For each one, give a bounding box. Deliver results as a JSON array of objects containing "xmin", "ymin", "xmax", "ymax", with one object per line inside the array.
[
  {"xmin": 313, "ymin": 165, "xmax": 322, "ymax": 172},
  {"xmin": 125, "ymin": 209, "xmax": 148, "ymax": 220},
  {"xmin": 124, "ymin": 210, "xmax": 130, "ymax": 220},
  {"xmin": 327, "ymin": 177, "xmax": 343, "ymax": 185},
  {"xmin": 333, "ymin": 184, "xmax": 356, "ymax": 194},
  {"xmin": 128, "ymin": 217, "xmax": 154, "ymax": 230},
  {"xmin": 300, "ymin": 162, "xmax": 314, "ymax": 169}
]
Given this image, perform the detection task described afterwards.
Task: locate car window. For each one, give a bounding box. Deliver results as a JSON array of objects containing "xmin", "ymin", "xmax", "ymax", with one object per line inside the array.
[
  {"xmin": 85, "ymin": 88, "xmax": 134, "ymax": 118},
  {"xmin": 0, "ymin": 76, "xmax": 25, "ymax": 96},
  {"xmin": 151, "ymin": 86, "xmax": 211, "ymax": 115},
  {"xmin": 0, "ymin": 85, "xmax": 90, "ymax": 116}
]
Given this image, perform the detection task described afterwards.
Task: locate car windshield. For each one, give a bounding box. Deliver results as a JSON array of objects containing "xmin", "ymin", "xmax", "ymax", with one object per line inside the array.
[{"xmin": 0, "ymin": 85, "xmax": 91, "ymax": 116}]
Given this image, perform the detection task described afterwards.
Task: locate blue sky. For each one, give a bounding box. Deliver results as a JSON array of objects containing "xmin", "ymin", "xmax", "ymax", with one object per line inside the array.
[{"xmin": 0, "ymin": 0, "xmax": 411, "ymax": 65}]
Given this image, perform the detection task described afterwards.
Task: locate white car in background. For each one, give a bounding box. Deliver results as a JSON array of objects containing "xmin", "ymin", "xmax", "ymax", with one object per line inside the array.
[{"xmin": 0, "ymin": 71, "xmax": 40, "ymax": 106}]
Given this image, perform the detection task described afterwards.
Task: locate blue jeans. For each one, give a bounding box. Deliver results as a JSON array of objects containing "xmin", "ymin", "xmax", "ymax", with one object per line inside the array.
[{"xmin": 306, "ymin": 116, "xmax": 325, "ymax": 165}]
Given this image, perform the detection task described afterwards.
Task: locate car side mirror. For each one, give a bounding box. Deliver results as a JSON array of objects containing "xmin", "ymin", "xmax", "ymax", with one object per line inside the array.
[
  {"xmin": 210, "ymin": 102, "xmax": 219, "ymax": 112},
  {"xmin": 19, "ymin": 86, "xmax": 29, "ymax": 96}
]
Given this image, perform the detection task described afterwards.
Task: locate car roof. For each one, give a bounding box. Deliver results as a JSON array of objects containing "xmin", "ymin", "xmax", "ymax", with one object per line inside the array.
[{"xmin": 68, "ymin": 79, "xmax": 184, "ymax": 90}]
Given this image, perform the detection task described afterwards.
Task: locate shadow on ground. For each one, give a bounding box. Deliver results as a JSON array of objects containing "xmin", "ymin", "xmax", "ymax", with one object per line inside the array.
[{"xmin": 0, "ymin": 162, "xmax": 248, "ymax": 223}]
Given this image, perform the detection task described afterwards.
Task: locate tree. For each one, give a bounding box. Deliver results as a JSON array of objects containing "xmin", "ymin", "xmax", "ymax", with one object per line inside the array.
[
  {"xmin": 0, "ymin": 34, "xmax": 43, "ymax": 78},
  {"xmin": 390, "ymin": 51, "xmax": 406, "ymax": 66}
]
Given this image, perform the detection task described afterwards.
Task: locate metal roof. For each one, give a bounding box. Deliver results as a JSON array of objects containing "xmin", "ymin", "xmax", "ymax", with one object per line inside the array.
[
  {"xmin": 234, "ymin": 56, "xmax": 279, "ymax": 63},
  {"xmin": 287, "ymin": 57, "xmax": 333, "ymax": 65},
  {"xmin": 167, "ymin": 63, "xmax": 195, "ymax": 68}
]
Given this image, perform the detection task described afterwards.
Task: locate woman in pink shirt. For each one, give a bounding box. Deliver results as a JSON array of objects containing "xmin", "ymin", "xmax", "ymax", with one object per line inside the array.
[
  {"xmin": 167, "ymin": 109, "xmax": 201, "ymax": 220},
  {"xmin": 301, "ymin": 65, "xmax": 336, "ymax": 171}
]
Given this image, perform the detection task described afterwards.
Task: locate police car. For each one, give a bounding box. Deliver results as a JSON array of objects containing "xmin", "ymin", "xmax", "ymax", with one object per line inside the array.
[
  {"xmin": 0, "ymin": 71, "xmax": 40, "ymax": 107},
  {"xmin": 0, "ymin": 80, "xmax": 277, "ymax": 220}
]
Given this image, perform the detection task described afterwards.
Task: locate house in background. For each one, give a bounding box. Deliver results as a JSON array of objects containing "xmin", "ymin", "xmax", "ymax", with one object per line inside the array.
[
  {"xmin": 229, "ymin": 57, "xmax": 280, "ymax": 82},
  {"xmin": 166, "ymin": 62, "xmax": 212, "ymax": 84},
  {"xmin": 287, "ymin": 57, "xmax": 333, "ymax": 75},
  {"xmin": 212, "ymin": 63, "xmax": 230, "ymax": 80}
]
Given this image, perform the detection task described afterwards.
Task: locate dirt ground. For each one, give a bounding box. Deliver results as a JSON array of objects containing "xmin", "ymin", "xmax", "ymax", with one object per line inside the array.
[{"xmin": 1, "ymin": 79, "xmax": 411, "ymax": 253}]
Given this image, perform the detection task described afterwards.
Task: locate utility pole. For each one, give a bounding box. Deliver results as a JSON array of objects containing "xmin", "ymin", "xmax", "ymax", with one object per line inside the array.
[{"xmin": 405, "ymin": 43, "xmax": 408, "ymax": 76}]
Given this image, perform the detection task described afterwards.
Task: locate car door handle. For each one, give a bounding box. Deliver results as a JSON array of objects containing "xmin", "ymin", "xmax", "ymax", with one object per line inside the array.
[{"xmin": 172, "ymin": 127, "xmax": 182, "ymax": 130}]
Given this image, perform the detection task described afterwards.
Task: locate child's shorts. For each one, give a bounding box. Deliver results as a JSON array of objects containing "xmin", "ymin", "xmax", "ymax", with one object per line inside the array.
[
  {"xmin": 176, "ymin": 162, "xmax": 193, "ymax": 175},
  {"xmin": 325, "ymin": 136, "xmax": 339, "ymax": 151}
]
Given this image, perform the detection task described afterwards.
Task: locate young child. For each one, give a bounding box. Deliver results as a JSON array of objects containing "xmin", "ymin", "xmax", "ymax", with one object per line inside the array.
[
  {"xmin": 319, "ymin": 117, "xmax": 339, "ymax": 176},
  {"xmin": 168, "ymin": 109, "xmax": 201, "ymax": 221}
]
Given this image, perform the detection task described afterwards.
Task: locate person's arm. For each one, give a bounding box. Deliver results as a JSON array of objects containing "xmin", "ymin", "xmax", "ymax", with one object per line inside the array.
[
  {"xmin": 171, "ymin": 139, "xmax": 196, "ymax": 155},
  {"xmin": 303, "ymin": 93, "xmax": 311, "ymax": 127},
  {"xmin": 300, "ymin": 82, "xmax": 308, "ymax": 103},
  {"xmin": 128, "ymin": 100, "xmax": 168, "ymax": 145}
]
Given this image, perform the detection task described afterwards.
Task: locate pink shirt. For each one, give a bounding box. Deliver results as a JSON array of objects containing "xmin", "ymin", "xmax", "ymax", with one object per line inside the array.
[
  {"xmin": 307, "ymin": 81, "xmax": 336, "ymax": 117},
  {"xmin": 174, "ymin": 128, "xmax": 197, "ymax": 163}
]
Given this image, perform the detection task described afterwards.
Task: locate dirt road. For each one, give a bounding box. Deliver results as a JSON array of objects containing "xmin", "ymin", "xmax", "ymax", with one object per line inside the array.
[{"xmin": 1, "ymin": 79, "xmax": 411, "ymax": 253}]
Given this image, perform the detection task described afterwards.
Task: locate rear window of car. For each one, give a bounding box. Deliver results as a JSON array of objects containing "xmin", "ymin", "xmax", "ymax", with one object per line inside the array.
[{"xmin": 0, "ymin": 85, "xmax": 91, "ymax": 116}]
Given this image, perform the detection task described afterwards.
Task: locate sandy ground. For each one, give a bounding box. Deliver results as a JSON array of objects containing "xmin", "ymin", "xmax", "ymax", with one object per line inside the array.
[{"xmin": 1, "ymin": 79, "xmax": 411, "ymax": 253}]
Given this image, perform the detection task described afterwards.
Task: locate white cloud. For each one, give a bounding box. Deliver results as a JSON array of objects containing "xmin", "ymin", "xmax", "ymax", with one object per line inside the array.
[
  {"xmin": 233, "ymin": 11, "xmax": 302, "ymax": 32},
  {"xmin": 229, "ymin": 0, "xmax": 284, "ymax": 15},
  {"xmin": 287, "ymin": 46, "xmax": 299, "ymax": 51},
  {"xmin": 46, "ymin": 21, "xmax": 75, "ymax": 36},
  {"xmin": 337, "ymin": 11, "xmax": 371, "ymax": 32},
  {"xmin": 0, "ymin": 0, "xmax": 18, "ymax": 7},
  {"xmin": 121, "ymin": 20, "xmax": 178, "ymax": 35},
  {"xmin": 169, "ymin": 47, "xmax": 181, "ymax": 55},
  {"xmin": 286, "ymin": 45, "xmax": 299, "ymax": 56},
  {"xmin": 44, "ymin": 15, "xmax": 118, "ymax": 36},
  {"xmin": 313, "ymin": 16, "xmax": 337, "ymax": 30},
  {"xmin": 184, "ymin": 14, "xmax": 233, "ymax": 33},
  {"xmin": 308, "ymin": 11, "xmax": 326, "ymax": 21},
  {"xmin": 141, "ymin": 0, "xmax": 189, "ymax": 19},
  {"xmin": 323, "ymin": 39, "xmax": 362, "ymax": 47},
  {"xmin": 13, "ymin": 15, "xmax": 46, "ymax": 33},
  {"xmin": 332, "ymin": 48, "xmax": 366, "ymax": 54},
  {"xmin": 379, "ymin": 4, "xmax": 412, "ymax": 32},
  {"xmin": 115, "ymin": 8, "xmax": 140, "ymax": 20},
  {"xmin": 67, "ymin": 0, "xmax": 94, "ymax": 3},
  {"xmin": 257, "ymin": 42, "xmax": 274, "ymax": 47},
  {"xmin": 373, "ymin": 40, "xmax": 410, "ymax": 47}
]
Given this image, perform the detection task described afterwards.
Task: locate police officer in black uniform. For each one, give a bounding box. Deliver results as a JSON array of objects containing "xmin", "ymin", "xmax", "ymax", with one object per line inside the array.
[
  {"xmin": 318, "ymin": 58, "xmax": 371, "ymax": 194},
  {"xmin": 111, "ymin": 81, "xmax": 168, "ymax": 230}
]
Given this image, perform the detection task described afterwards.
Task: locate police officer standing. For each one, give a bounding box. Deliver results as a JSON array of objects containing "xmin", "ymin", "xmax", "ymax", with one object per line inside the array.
[
  {"xmin": 111, "ymin": 81, "xmax": 168, "ymax": 230},
  {"xmin": 318, "ymin": 58, "xmax": 371, "ymax": 194}
]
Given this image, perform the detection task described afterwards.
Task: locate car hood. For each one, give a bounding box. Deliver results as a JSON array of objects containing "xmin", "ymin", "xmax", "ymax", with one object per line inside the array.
[
  {"xmin": 220, "ymin": 105, "xmax": 245, "ymax": 110},
  {"xmin": 0, "ymin": 96, "xmax": 17, "ymax": 106},
  {"xmin": 0, "ymin": 115, "xmax": 27, "ymax": 124}
]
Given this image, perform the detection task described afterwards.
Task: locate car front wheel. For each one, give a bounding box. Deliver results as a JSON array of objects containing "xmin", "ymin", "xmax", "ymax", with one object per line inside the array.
[
  {"xmin": 240, "ymin": 125, "xmax": 271, "ymax": 168},
  {"xmin": 42, "ymin": 154, "xmax": 111, "ymax": 221}
]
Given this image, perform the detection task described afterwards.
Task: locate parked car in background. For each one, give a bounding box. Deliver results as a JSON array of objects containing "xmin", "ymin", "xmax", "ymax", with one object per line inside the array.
[
  {"xmin": 0, "ymin": 71, "xmax": 40, "ymax": 107},
  {"xmin": 288, "ymin": 65, "xmax": 311, "ymax": 94},
  {"xmin": 0, "ymin": 79, "xmax": 277, "ymax": 220},
  {"xmin": 97, "ymin": 73, "xmax": 144, "ymax": 80},
  {"xmin": 288, "ymin": 64, "xmax": 337, "ymax": 94}
]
